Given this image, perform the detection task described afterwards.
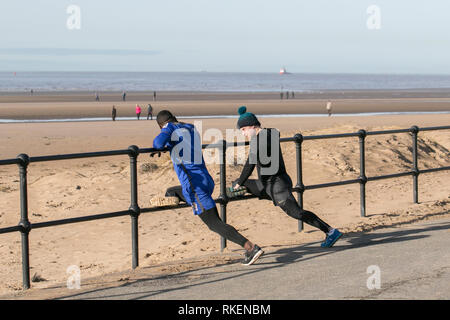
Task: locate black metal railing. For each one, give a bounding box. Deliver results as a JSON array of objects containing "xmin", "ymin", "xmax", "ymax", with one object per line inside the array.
[{"xmin": 0, "ymin": 125, "xmax": 449, "ymax": 290}]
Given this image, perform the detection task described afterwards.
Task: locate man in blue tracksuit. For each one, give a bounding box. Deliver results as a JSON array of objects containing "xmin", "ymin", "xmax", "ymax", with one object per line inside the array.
[{"xmin": 152, "ymin": 110, "xmax": 263, "ymax": 265}]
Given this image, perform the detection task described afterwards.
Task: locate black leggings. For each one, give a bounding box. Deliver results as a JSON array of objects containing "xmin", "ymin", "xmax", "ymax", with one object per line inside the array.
[
  {"xmin": 198, "ymin": 206, "xmax": 248, "ymax": 248},
  {"xmin": 165, "ymin": 186, "xmax": 248, "ymax": 247},
  {"xmin": 244, "ymin": 175, "xmax": 331, "ymax": 234}
]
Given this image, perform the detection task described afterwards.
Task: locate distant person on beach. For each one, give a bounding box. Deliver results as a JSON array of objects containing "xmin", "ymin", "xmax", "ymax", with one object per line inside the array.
[
  {"xmin": 136, "ymin": 104, "xmax": 142, "ymax": 120},
  {"xmin": 230, "ymin": 106, "xmax": 343, "ymax": 248},
  {"xmin": 291, "ymin": 91, "xmax": 295, "ymax": 99},
  {"xmin": 112, "ymin": 105, "xmax": 117, "ymax": 121},
  {"xmin": 30, "ymin": 89, "xmax": 33, "ymax": 96},
  {"xmin": 147, "ymin": 104, "xmax": 153, "ymax": 120},
  {"xmin": 280, "ymin": 92, "xmax": 283, "ymax": 100},
  {"xmin": 95, "ymin": 92, "xmax": 100, "ymax": 101},
  {"xmin": 153, "ymin": 91, "xmax": 157, "ymax": 101},
  {"xmin": 151, "ymin": 110, "xmax": 263, "ymax": 265},
  {"xmin": 286, "ymin": 91, "xmax": 289, "ymax": 100},
  {"xmin": 326, "ymin": 101, "xmax": 332, "ymax": 117},
  {"xmin": 122, "ymin": 91, "xmax": 126, "ymax": 101}
]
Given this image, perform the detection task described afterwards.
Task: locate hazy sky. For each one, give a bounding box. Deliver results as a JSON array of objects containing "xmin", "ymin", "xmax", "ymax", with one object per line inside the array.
[{"xmin": 0, "ymin": 0, "xmax": 449, "ymax": 73}]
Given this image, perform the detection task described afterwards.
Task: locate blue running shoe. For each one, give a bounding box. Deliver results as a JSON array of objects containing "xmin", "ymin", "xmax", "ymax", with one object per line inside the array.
[{"xmin": 321, "ymin": 229, "xmax": 343, "ymax": 248}]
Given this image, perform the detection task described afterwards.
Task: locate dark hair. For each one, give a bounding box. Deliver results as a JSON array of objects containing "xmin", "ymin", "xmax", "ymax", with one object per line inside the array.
[{"xmin": 156, "ymin": 110, "xmax": 178, "ymax": 127}]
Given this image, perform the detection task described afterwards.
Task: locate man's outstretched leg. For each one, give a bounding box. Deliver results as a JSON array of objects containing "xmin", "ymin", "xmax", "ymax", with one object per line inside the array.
[
  {"xmin": 198, "ymin": 206, "xmax": 264, "ymax": 265},
  {"xmin": 278, "ymin": 196, "xmax": 343, "ymax": 247},
  {"xmin": 270, "ymin": 178, "xmax": 343, "ymax": 248}
]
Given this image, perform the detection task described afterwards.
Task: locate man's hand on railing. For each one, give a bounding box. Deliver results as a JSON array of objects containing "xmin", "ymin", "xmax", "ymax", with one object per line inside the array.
[
  {"xmin": 232, "ymin": 179, "xmax": 240, "ymax": 190},
  {"xmin": 149, "ymin": 151, "xmax": 162, "ymax": 158}
]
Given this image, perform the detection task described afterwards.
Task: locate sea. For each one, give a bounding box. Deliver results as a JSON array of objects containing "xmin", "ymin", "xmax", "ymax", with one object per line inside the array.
[{"xmin": 2, "ymin": 72, "xmax": 450, "ymax": 93}]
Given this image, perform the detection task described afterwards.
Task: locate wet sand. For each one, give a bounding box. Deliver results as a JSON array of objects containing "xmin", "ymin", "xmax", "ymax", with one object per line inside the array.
[{"xmin": 0, "ymin": 89, "xmax": 449, "ymax": 120}]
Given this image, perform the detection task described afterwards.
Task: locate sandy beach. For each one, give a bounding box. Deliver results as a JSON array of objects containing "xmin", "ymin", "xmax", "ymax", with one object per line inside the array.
[{"xmin": 0, "ymin": 92, "xmax": 449, "ymax": 298}]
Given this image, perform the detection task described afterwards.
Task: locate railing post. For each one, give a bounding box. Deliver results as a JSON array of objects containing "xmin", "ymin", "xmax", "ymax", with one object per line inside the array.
[
  {"xmin": 358, "ymin": 130, "xmax": 367, "ymax": 217},
  {"xmin": 218, "ymin": 140, "xmax": 228, "ymax": 251},
  {"xmin": 410, "ymin": 126, "xmax": 420, "ymax": 204},
  {"xmin": 17, "ymin": 154, "xmax": 31, "ymax": 289},
  {"xmin": 294, "ymin": 134, "xmax": 305, "ymax": 232},
  {"xmin": 128, "ymin": 145, "xmax": 140, "ymax": 269}
]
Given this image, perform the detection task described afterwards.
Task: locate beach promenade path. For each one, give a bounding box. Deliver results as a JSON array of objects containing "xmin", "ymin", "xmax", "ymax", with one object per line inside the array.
[
  {"xmin": 7, "ymin": 217, "xmax": 450, "ymax": 300},
  {"xmin": 53, "ymin": 217, "xmax": 450, "ymax": 300}
]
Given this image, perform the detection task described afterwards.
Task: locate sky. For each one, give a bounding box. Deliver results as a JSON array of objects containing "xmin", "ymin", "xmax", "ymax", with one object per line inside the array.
[{"xmin": 0, "ymin": 0, "xmax": 449, "ymax": 73}]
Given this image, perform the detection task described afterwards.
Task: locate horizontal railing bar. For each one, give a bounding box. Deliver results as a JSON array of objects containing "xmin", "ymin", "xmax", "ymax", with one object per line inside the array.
[
  {"xmin": 139, "ymin": 147, "xmax": 169, "ymax": 153},
  {"xmin": 204, "ymin": 143, "xmax": 225, "ymax": 149},
  {"xmin": 141, "ymin": 144, "xmax": 223, "ymax": 152},
  {"xmin": 366, "ymin": 129, "xmax": 411, "ymax": 136},
  {"xmin": 227, "ymin": 194, "xmax": 259, "ymax": 202},
  {"xmin": 29, "ymin": 149, "xmax": 130, "ymax": 163},
  {"xmin": 367, "ymin": 171, "xmax": 413, "ymax": 181},
  {"xmin": 225, "ymin": 141, "xmax": 250, "ymax": 148},
  {"xmin": 419, "ymin": 126, "xmax": 450, "ymax": 132},
  {"xmin": 420, "ymin": 166, "xmax": 450, "ymax": 174},
  {"xmin": 0, "ymin": 225, "xmax": 22, "ymax": 234},
  {"xmin": 280, "ymin": 137, "xmax": 296, "ymax": 142},
  {"xmin": 0, "ymin": 159, "xmax": 20, "ymax": 166},
  {"xmin": 30, "ymin": 210, "xmax": 130, "ymax": 229},
  {"xmin": 303, "ymin": 132, "xmax": 360, "ymax": 140},
  {"xmin": 301, "ymin": 178, "xmax": 361, "ymax": 190},
  {"xmin": 140, "ymin": 203, "xmax": 191, "ymax": 213},
  {"xmin": 140, "ymin": 194, "xmax": 260, "ymax": 213},
  {"xmin": 143, "ymin": 139, "xmax": 287, "ymax": 152}
]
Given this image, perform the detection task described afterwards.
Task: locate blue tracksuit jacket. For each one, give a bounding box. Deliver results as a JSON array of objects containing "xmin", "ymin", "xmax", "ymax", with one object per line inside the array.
[{"xmin": 152, "ymin": 122, "xmax": 215, "ymax": 214}]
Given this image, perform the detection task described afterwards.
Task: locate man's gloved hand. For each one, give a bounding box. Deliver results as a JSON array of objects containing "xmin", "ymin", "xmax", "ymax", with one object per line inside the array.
[
  {"xmin": 150, "ymin": 151, "xmax": 161, "ymax": 158},
  {"xmin": 226, "ymin": 184, "xmax": 247, "ymax": 199}
]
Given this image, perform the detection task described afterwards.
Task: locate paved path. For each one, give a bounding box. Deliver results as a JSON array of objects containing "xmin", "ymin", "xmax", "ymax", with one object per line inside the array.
[{"xmin": 54, "ymin": 218, "xmax": 450, "ymax": 300}]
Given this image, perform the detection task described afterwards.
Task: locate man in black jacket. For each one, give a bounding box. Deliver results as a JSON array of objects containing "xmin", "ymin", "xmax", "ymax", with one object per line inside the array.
[{"xmin": 232, "ymin": 106, "xmax": 343, "ymax": 248}]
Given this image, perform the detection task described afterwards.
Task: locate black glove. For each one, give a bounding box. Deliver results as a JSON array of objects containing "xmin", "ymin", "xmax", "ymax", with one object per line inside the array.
[
  {"xmin": 150, "ymin": 151, "xmax": 161, "ymax": 158},
  {"xmin": 226, "ymin": 185, "xmax": 247, "ymax": 198}
]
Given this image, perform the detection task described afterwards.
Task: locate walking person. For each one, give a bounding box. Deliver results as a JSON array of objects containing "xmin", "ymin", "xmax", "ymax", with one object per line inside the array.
[
  {"xmin": 122, "ymin": 91, "xmax": 126, "ymax": 101},
  {"xmin": 326, "ymin": 100, "xmax": 332, "ymax": 117},
  {"xmin": 231, "ymin": 106, "xmax": 343, "ymax": 248},
  {"xmin": 147, "ymin": 103, "xmax": 153, "ymax": 120},
  {"xmin": 112, "ymin": 105, "xmax": 117, "ymax": 121},
  {"xmin": 95, "ymin": 91, "xmax": 100, "ymax": 101},
  {"xmin": 153, "ymin": 91, "xmax": 157, "ymax": 101},
  {"xmin": 151, "ymin": 110, "xmax": 264, "ymax": 265},
  {"xmin": 136, "ymin": 104, "xmax": 142, "ymax": 120}
]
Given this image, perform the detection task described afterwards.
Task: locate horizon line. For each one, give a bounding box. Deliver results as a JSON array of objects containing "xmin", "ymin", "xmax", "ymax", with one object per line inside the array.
[{"xmin": 2, "ymin": 70, "xmax": 450, "ymax": 76}]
